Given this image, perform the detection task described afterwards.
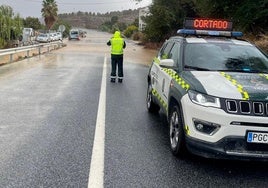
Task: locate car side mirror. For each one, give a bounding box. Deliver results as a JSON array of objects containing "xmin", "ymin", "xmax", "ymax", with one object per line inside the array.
[{"xmin": 159, "ymin": 59, "xmax": 175, "ymax": 68}]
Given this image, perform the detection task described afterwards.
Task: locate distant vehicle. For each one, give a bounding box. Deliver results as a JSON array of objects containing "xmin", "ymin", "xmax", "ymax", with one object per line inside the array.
[
  {"xmin": 79, "ymin": 30, "xmax": 86, "ymax": 38},
  {"xmin": 23, "ymin": 28, "xmax": 34, "ymax": 37},
  {"xmin": 22, "ymin": 28, "xmax": 34, "ymax": 45},
  {"xmin": 36, "ymin": 33, "xmax": 51, "ymax": 43},
  {"xmin": 56, "ymin": 32, "xmax": 63, "ymax": 41},
  {"xmin": 50, "ymin": 33, "xmax": 57, "ymax": 41},
  {"xmin": 69, "ymin": 29, "xmax": 80, "ymax": 40}
]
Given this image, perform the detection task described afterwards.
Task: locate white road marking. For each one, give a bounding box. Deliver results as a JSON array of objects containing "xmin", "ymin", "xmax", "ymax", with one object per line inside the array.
[{"xmin": 88, "ymin": 55, "xmax": 107, "ymax": 188}]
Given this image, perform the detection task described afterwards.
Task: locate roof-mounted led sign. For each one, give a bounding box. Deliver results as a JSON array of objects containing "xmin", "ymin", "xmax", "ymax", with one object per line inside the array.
[{"xmin": 184, "ymin": 18, "xmax": 233, "ymax": 31}]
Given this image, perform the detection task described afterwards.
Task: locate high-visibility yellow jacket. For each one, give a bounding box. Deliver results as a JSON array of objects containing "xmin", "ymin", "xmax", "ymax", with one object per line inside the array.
[{"xmin": 107, "ymin": 31, "xmax": 126, "ymax": 55}]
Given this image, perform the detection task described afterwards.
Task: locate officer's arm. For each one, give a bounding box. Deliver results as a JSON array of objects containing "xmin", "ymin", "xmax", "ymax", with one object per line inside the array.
[{"xmin": 123, "ymin": 41, "xmax": 126, "ymax": 49}]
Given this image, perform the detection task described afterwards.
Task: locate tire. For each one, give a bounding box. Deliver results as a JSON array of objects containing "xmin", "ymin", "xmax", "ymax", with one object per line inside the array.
[
  {"xmin": 169, "ymin": 105, "xmax": 186, "ymax": 157},
  {"xmin": 146, "ymin": 83, "xmax": 160, "ymax": 113}
]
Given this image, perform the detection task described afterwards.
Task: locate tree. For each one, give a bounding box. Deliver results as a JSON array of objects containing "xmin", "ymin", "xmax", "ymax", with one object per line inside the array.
[
  {"xmin": 0, "ymin": 5, "xmax": 23, "ymax": 48},
  {"xmin": 233, "ymin": 0, "xmax": 267, "ymax": 33},
  {"xmin": 144, "ymin": 4, "xmax": 175, "ymax": 42},
  {"xmin": 132, "ymin": 18, "xmax": 139, "ymax": 27},
  {"xmin": 0, "ymin": 5, "xmax": 14, "ymax": 42},
  {"xmin": 111, "ymin": 16, "xmax": 118, "ymax": 25},
  {"xmin": 41, "ymin": 0, "xmax": 58, "ymax": 30},
  {"xmin": 137, "ymin": 0, "xmax": 267, "ymax": 42},
  {"xmin": 52, "ymin": 19, "xmax": 71, "ymax": 38},
  {"xmin": 124, "ymin": 25, "xmax": 138, "ymax": 38},
  {"xmin": 23, "ymin": 17, "xmax": 42, "ymax": 30},
  {"xmin": 12, "ymin": 14, "xmax": 23, "ymax": 39},
  {"xmin": 143, "ymin": 0, "xmax": 196, "ymax": 42},
  {"xmin": 194, "ymin": 0, "xmax": 268, "ymax": 33}
]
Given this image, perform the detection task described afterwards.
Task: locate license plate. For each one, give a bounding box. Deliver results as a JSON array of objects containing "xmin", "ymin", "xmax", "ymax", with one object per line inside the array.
[{"xmin": 247, "ymin": 132, "xmax": 268, "ymax": 144}]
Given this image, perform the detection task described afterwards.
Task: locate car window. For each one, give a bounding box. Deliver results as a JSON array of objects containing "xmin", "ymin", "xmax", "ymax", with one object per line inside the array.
[
  {"xmin": 159, "ymin": 41, "xmax": 174, "ymax": 60},
  {"xmin": 169, "ymin": 42, "xmax": 180, "ymax": 66},
  {"xmin": 184, "ymin": 42, "xmax": 268, "ymax": 72}
]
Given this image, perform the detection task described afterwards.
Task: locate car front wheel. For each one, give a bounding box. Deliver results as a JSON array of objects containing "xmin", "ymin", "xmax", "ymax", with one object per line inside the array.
[{"xmin": 169, "ymin": 105, "xmax": 186, "ymax": 157}]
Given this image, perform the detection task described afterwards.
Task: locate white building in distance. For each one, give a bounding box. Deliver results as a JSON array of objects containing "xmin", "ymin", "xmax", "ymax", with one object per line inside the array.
[{"xmin": 139, "ymin": 7, "xmax": 150, "ymax": 31}]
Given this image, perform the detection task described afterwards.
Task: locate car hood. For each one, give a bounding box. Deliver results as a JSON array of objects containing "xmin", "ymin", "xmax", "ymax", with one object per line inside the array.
[{"xmin": 183, "ymin": 71, "xmax": 268, "ymax": 100}]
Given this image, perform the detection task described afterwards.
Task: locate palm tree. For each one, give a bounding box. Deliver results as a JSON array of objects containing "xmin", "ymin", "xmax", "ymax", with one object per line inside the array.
[{"xmin": 41, "ymin": 0, "xmax": 58, "ymax": 30}]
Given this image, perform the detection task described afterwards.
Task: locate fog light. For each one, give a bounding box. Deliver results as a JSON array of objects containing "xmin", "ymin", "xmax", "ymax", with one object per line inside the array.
[
  {"xmin": 196, "ymin": 123, "xmax": 203, "ymax": 131},
  {"xmin": 193, "ymin": 119, "xmax": 220, "ymax": 135}
]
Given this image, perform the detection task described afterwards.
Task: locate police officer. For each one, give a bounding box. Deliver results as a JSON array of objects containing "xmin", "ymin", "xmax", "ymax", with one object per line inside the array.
[{"xmin": 107, "ymin": 31, "xmax": 126, "ymax": 83}]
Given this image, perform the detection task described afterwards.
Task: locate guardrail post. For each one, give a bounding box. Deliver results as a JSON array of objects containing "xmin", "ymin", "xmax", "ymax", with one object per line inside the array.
[
  {"xmin": 27, "ymin": 50, "xmax": 30, "ymax": 58},
  {"xmin": 10, "ymin": 54, "xmax": 13, "ymax": 63},
  {"xmin": 39, "ymin": 46, "xmax": 41, "ymax": 55}
]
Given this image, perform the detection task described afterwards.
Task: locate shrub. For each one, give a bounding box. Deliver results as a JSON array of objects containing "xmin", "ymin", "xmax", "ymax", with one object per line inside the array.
[
  {"xmin": 124, "ymin": 25, "xmax": 138, "ymax": 38},
  {"xmin": 132, "ymin": 32, "xmax": 144, "ymax": 41}
]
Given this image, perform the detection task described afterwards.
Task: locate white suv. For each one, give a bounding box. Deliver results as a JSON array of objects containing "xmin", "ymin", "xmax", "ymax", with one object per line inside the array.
[{"xmin": 147, "ymin": 18, "xmax": 268, "ymax": 160}]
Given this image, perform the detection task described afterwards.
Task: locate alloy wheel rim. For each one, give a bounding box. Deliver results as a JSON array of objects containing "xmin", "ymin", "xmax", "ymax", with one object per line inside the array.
[{"xmin": 170, "ymin": 111, "xmax": 179, "ymax": 148}]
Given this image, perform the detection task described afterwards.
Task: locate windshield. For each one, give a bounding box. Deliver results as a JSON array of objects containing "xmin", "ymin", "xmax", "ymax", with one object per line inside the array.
[
  {"xmin": 39, "ymin": 34, "xmax": 47, "ymax": 37},
  {"xmin": 184, "ymin": 42, "xmax": 268, "ymax": 73},
  {"xmin": 71, "ymin": 31, "xmax": 78, "ymax": 34}
]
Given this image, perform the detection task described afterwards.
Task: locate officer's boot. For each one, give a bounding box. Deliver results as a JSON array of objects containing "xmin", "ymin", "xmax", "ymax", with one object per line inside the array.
[{"xmin": 111, "ymin": 78, "xmax": 116, "ymax": 83}]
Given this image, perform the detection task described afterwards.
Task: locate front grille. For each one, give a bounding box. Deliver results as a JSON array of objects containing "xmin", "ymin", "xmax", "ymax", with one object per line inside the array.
[{"xmin": 224, "ymin": 99, "xmax": 268, "ymax": 116}]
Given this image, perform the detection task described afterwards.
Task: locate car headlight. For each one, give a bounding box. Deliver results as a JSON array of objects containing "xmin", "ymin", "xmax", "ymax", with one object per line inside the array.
[{"xmin": 188, "ymin": 90, "xmax": 221, "ymax": 108}]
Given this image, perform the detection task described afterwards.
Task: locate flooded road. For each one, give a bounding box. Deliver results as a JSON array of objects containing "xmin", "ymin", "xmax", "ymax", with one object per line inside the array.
[{"xmin": 0, "ymin": 30, "xmax": 267, "ymax": 187}]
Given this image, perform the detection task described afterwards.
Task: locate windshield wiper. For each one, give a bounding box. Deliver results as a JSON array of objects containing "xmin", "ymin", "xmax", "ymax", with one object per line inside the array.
[{"xmin": 184, "ymin": 65, "xmax": 210, "ymax": 71}]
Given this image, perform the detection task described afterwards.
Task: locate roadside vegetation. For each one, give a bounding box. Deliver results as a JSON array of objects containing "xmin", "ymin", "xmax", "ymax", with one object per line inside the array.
[
  {"xmin": 41, "ymin": 0, "xmax": 58, "ymax": 30},
  {"xmin": 0, "ymin": 5, "xmax": 22, "ymax": 48},
  {"xmin": 0, "ymin": 1, "xmax": 70, "ymax": 49},
  {"xmin": 136, "ymin": 0, "xmax": 267, "ymax": 52}
]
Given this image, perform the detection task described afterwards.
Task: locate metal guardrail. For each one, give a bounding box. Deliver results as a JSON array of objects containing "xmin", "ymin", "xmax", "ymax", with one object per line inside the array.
[{"xmin": 0, "ymin": 41, "xmax": 65, "ymax": 64}]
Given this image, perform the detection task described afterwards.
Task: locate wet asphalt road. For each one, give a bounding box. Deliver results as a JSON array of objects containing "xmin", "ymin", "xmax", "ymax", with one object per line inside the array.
[{"xmin": 0, "ymin": 30, "xmax": 268, "ymax": 187}]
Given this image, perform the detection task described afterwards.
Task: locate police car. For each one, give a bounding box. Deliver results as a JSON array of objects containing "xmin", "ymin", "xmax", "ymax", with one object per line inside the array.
[{"xmin": 147, "ymin": 18, "xmax": 268, "ymax": 160}]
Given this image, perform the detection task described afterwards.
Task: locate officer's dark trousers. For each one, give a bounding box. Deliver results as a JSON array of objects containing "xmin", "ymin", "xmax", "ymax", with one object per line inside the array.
[{"xmin": 111, "ymin": 54, "xmax": 124, "ymax": 79}]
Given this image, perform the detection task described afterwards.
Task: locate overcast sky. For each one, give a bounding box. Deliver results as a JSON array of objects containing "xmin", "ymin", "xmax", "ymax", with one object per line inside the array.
[{"xmin": 1, "ymin": 0, "xmax": 152, "ymax": 18}]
